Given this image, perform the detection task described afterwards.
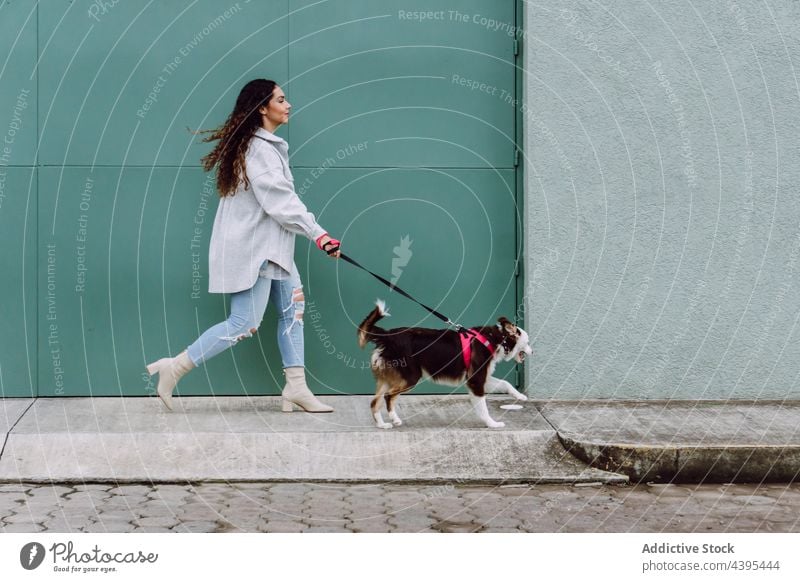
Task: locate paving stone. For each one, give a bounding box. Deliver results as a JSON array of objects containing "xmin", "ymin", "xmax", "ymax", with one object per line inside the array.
[
  {"xmin": 345, "ymin": 489, "xmax": 387, "ymax": 500},
  {"xmin": 82, "ymin": 521, "xmax": 137, "ymax": 533},
  {"xmin": 148, "ymin": 488, "xmax": 193, "ymax": 503},
  {"xmin": 173, "ymin": 521, "xmax": 219, "ymax": 533},
  {"xmin": 2, "ymin": 522, "xmax": 47, "ymax": 532},
  {"xmin": 301, "ymin": 512, "xmax": 350, "ymax": 525},
  {"xmin": 428, "ymin": 498, "xmax": 478, "ymax": 511},
  {"xmin": 42, "ymin": 520, "xmax": 89, "ymax": 533},
  {"xmin": 757, "ymin": 508, "xmax": 800, "ymax": 523},
  {"xmin": 90, "ymin": 498, "xmax": 140, "ymax": 511},
  {"xmin": 108, "ymin": 485, "xmax": 154, "ymax": 496},
  {"xmin": 134, "ymin": 505, "xmax": 180, "ymax": 519},
  {"xmin": 740, "ymin": 495, "xmax": 778, "ymax": 506},
  {"xmin": 346, "ymin": 516, "xmax": 393, "ymax": 533},
  {"xmin": 304, "ymin": 494, "xmax": 349, "ymax": 506},
  {"xmin": 224, "ymin": 499, "xmax": 272, "ymax": 513},
  {"xmin": 302, "ymin": 501, "xmax": 351, "ymax": 512},
  {"xmin": 444, "ymin": 497, "xmax": 506, "ymax": 512},
  {"xmin": 51, "ymin": 507, "xmax": 100, "ymax": 519},
  {"xmin": 0, "ymin": 485, "xmax": 32, "ymax": 494},
  {"xmin": 480, "ymin": 527, "xmax": 521, "ymax": 533},
  {"xmin": 302, "ymin": 505, "xmax": 350, "ymax": 518},
  {"xmin": 431, "ymin": 520, "xmax": 481, "ymax": 533},
  {"xmin": 186, "ymin": 484, "xmax": 236, "ymax": 495},
  {"xmin": 213, "ymin": 521, "xmax": 247, "ymax": 533},
  {"xmin": 176, "ymin": 503, "xmax": 224, "ymax": 520},
  {"xmin": 347, "ymin": 499, "xmax": 388, "ymax": 513},
  {"xmin": 217, "ymin": 502, "xmax": 265, "ymax": 516},
  {"xmin": 185, "ymin": 485, "xmax": 230, "ymax": 495},
  {"xmin": 497, "ymin": 497, "xmax": 545, "ymax": 513},
  {"xmin": 28, "ymin": 485, "xmax": 74, "ymax": 498},
  {"xmin": 71, "ymin": 484, "xmax": 113, "ymax": 493},
  {"xmin": 133, "ymin": 516, "xmax": 181, "ymax": 528},
  {"xmin": 346, "ymin": 509, "xmax": 388, "ymax": 522},
  {"xmin": 645, "ymin": 484, "xmax": 694, "ymax": 497},
  {"xmin": 267, "ymin": 496, "xmax": 305, "ymax": 510},
  {"xmin": 95, "ymin": 510, "xmax": 137, "ymax": 521},
  {"xmin": 21, "ymin": 496, "xmax": 65, "ymax": 509},
  {"xmin": 221, "ymin": 519, "xmax": 265, "ymax": 532},
  {"xmin": 228, "ymin": 491, "xmax": 272, "ymax": 505},
  {"xmin": 0, "ymin": 495, "xmax": 28, "ymax": 509},
  {"xmin": 220, "ymin": 502, "xmax": 270, "ymax": 516},
  {"xmin": 3, "ymin": 511, "xmax": 52, "ymax": 524},
  {"xmin": 231, "ymin": 482, "xmax": 269, "ymax": 490},
  {"xmin": 345, "ymin": 483, "xmax": 386, "ymax": 497},
  {"xmin": 258, "ymin": 508, "xmax": 304, "ymax": 523},
  {"xmin": 474, "ymin": 515, "xmax": 525, "ymax": 529},
  {"xmin": 190, "ymin": 492, "xmax": 235, "ymax": 504},
  {"xmin": 428, "ymin": 506, "xmax": 474, "ymax": 520},
  {"xmin": 384, "ymin": 492, "xmax": 428, "ymax": 504},
  {"xmin": 62, "ymin": 494, "xmax": 113, "ymax": 509},
  {"xmin": 680, "ymin": 489, "xmax": 730, "ymax": 501},
  {"xmin": 773, "ymin": 492, "xmax": 800, "ymax": 506},
  {"xmin": 265, "ymin": 483, "xmax": 313, "ymax": 494}
]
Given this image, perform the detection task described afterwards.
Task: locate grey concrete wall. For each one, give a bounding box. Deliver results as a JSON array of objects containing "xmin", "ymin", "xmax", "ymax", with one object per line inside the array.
[{"xmin": 523, "ymin": 1, "xmax": 800, "ymax": 399}]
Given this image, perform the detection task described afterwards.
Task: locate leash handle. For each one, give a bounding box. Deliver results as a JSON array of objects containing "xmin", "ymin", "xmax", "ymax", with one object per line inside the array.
[
  {"xmin": 322, "ymin": 240, "xmax": 341, "ymax": 256},
  {"xmin": 339, "ymin": 252, "xmax": 458, "ymax": 328}
]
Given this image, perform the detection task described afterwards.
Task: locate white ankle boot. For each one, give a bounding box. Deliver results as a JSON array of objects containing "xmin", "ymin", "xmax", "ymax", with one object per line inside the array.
[
  {"xmin": 281, "ymin": 367, "xmax": 333, "ymax": 413},
  {"xmin": 145, "ymin": 350, "xmax": 195, "ymax": 411}
]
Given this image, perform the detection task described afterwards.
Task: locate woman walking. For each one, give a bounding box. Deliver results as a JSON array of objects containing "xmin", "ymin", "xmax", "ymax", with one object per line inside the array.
[{"xmin": 146, "ymin": 79, "xmax": 341, "ymax": 413}]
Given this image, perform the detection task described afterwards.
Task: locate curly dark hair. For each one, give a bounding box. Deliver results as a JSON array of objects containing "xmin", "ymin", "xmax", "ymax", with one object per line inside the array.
[{"xmin": 193, "ymin": 79, "xmax": 277, "ymax": 197}]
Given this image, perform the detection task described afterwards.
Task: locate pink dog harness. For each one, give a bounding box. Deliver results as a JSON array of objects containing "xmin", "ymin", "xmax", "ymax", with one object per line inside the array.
[{"xmin": 459, "ymin": 329, "xmax": 496, "ymax": 368}]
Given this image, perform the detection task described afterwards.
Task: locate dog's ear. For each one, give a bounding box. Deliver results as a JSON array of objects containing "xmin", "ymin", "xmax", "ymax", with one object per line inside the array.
[{"xmin": 497, "ymin": 316, "xmax": 517, "ymax": 334}]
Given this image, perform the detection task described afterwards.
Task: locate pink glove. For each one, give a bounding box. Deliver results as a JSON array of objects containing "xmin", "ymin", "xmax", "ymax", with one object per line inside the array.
[{"xmin": 315, "ymin": 234, "xmax": 341, "ymax": 256}]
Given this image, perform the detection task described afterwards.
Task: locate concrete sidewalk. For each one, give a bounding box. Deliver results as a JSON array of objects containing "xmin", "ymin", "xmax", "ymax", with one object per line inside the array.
[
  {"xmin": 541, "ymin": 400, "xmax": 800, "ymax": 482},
  {"xmin": 1, "ymin": 397, "xmax": 798, "ymax": 483}
]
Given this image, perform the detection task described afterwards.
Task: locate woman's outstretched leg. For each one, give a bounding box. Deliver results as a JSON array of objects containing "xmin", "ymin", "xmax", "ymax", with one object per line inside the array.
[{"xmin": 147, "ymin": 273, "xmax": 272, "ymax": 410}]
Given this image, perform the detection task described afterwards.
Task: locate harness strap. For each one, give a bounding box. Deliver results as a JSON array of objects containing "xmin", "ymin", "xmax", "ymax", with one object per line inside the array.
[{"xmin": 459, "ymin": 328, "xmax": 495, "ymax": 368}]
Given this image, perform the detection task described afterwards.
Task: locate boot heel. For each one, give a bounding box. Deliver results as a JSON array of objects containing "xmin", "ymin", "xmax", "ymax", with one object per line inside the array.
[
  {"xmin": 145, "ymin": 360, "xmax": 163, "ymax": 376},
  {"xmin": 282, "ymin": 398, "xmax": 295, "ymax": 412}
]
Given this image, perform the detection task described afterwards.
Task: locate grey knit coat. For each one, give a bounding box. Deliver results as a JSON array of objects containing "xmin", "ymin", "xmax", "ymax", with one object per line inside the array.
[{"xmin": 207, "ymin": 127, "xmax": 327, "ymax": 293}]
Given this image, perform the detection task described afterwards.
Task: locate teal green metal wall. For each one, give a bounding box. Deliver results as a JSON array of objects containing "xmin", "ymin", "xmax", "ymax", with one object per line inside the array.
[
  {"xmin": 1, "ymin": 1, "xmax": 522, "ymax": 397},
  {"xmin": 524, "ymin": 2, "xmax": 800, "ymax": 399}
]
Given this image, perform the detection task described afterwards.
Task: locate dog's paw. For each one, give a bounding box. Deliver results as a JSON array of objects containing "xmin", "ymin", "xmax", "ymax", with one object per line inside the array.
[
  {"xmin": 376, "ymin": 422, "xmax": 393, "ymax": 429},
  {"xmin": 515, "ymin": 393, "xmax": 528, "ymax": 402},
  {"xmin": 487, "ymin": 421, "xmax": 506, "ymax": 429},
  {"xmin": 392, "ymin": 418, "xmax": 403, "ymax": 426}
]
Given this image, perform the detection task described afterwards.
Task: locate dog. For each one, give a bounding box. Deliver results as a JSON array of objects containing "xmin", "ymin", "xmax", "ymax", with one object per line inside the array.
[{"xmin": 358, "ymin": 300, "xmax": 532, "ymax": 429}]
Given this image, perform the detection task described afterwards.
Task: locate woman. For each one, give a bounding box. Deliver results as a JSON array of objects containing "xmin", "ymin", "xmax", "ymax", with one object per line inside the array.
[{"xmin": 146, "ymin": 79, "xmax": 341, "ymax": 413}]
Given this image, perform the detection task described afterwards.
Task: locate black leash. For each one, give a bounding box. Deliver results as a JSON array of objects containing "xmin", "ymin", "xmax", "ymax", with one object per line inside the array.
[
  {"xmin": 326, "ymin": 246, "xmax": 496, "ymax": 356},
  {"xmin": 332, "ymin": 248, "xmax": 466, "ymax": 333}
]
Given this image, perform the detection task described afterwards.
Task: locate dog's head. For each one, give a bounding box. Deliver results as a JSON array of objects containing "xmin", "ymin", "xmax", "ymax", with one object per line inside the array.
[{"xmin": 496, "ymin": 317, "xmax": 533, "ymax": 363}]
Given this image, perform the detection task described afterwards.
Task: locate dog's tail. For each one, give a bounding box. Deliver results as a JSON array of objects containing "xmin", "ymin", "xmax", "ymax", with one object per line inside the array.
[{"xmin": 358, "ymin": 299, "xmax": 390, "ymax": 348}]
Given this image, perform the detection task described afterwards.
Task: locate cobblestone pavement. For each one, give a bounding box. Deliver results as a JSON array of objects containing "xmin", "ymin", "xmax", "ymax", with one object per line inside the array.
[{"xmin": 1, "ymin": 482, "xmax": 798, "ymax": 533}]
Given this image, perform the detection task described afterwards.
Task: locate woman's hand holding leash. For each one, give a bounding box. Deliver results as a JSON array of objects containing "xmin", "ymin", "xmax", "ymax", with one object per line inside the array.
[{"xmin": 315, "ymin": 233, "xmax": 341, "ymax": 259}]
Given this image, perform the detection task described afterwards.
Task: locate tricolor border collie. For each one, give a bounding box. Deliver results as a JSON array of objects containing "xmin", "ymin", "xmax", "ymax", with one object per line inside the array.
[{"xmin": 358, "ymin": 300, "xmax": 532, "ymax": 429}]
